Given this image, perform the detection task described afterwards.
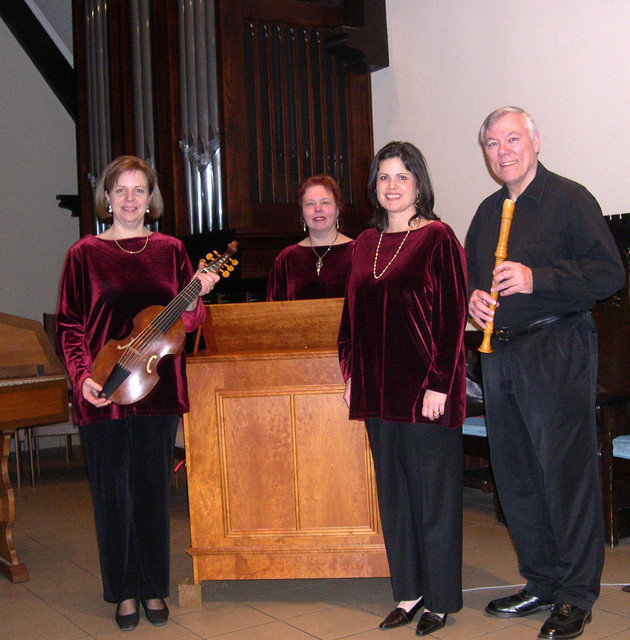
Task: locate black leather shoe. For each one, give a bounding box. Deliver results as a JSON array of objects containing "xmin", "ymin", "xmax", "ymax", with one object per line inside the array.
[
  {"xmin": 486, "ymin": 589, "xmax": 553, "ymax": 618},
  {"xmin": 115, "ymin": 600, "xmax": 139, "ymax": 631},
  {"xmin": 538, "ymin": 603, "xmax": 591, "ymax": 639},
  {"xmin": 141, "ymin": 599, "xmax": 169, "ymax": 626},
  {"xmin": 379, "ymin": 598, "xmax": 424, "ymax": 629},
  {"xmin": 416, "ymin": 612, "xmax": 447, "ymax": 636}
]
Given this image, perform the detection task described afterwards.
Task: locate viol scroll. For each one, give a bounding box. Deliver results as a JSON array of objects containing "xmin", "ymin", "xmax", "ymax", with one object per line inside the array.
[{"xmin": 478, "ymin": 199, "xmax": 515, "ymax": 353}]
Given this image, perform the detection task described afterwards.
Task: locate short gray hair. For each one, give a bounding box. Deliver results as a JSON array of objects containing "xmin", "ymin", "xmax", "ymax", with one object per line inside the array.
[{"xmin": 479, "ymin": 106, "xmax": 538, "ymax": 145}]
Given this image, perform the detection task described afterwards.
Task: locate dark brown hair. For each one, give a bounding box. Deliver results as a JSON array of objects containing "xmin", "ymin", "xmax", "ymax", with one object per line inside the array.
[{"xmin": 367, "ymin": 141, "xmax": 439, "ymax": 232}]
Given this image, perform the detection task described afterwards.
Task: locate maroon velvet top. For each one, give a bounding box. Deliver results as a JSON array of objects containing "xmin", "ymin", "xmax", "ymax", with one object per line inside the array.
[
  {"xmin": 56, "ymin": 233, "xmax": 206, "ymax": 426},
  {"xmin": 266, "ymin": 241, "xmax": 354, "ymax": 301},
  {"xmin": 338, "ymin": 222, "xmax": 467, "ymax": 427}
]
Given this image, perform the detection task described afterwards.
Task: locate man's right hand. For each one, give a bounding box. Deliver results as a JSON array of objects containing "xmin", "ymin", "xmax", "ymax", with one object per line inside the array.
[{"xmin": 468, "ymin": 289, "xmax": 496, "ymax": 328}]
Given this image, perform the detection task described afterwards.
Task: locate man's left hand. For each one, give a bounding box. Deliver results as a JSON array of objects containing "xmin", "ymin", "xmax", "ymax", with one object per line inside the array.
[{"xmin": 492, "ymin": 260, "xmax": 533, "ymax": 296}]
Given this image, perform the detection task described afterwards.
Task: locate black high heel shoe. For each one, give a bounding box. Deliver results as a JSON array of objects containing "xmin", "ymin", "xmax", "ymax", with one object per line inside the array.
[
  {"xmin": 379, "ymin": 598, "xmax": 424, "ymax": 629},
  {"xmin": 416, "ymin": 612, "xmax": 448, "ymax": 636},
  {"xmin": 141, "ymin": 599, "xmax": 169, "ymax": 626},
  {"xmin": 115, "ymin": 600, "xmax": 139, "ymax": 631}
]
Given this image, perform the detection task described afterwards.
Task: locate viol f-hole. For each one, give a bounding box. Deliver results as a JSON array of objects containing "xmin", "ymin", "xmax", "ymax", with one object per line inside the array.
[{"xmin": 478, "ymin": 198, "xmax": 515, "ymax": 354}]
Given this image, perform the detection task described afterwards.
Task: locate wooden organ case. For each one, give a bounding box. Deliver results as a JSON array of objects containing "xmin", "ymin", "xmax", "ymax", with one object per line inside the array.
[{"xmin": 184, "ymin": 298, "xmax": 387, "ymax": 582}]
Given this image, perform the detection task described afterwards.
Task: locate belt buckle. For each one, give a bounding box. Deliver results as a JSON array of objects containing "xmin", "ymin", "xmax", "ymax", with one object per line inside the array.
[{"xmin": 494, "ymin": 328, "xmax": 511, "ymax": 341}]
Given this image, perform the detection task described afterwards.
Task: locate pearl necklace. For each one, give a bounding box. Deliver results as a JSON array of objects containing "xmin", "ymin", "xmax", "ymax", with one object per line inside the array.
[
  {"xmin": 114, "ymin": 230, "xmax": 149, "ymax": 254},
  {"xmin": 373, "ymin": 229, "xmax": 411, "ymax": 279},
  {"xmin": 310, "ymin": 231, "xmax": 338, "ymax": 276}
]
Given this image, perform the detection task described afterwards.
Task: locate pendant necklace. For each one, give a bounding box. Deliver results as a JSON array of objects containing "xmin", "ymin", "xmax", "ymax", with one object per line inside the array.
[
  {"xmin": 310, "ymin": 230, "xmax": 338, "ymax": 276},
  {"xmin": 373, "ymin": 229, "xmax": 411, "ymax": 279},
  {"xmin": 114, "ymin": 229, "xmax": 149, "ymax": 255}
]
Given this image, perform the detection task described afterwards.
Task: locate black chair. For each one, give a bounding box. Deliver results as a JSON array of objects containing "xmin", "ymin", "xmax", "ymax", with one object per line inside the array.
[{"xmin": 462, "ymin": 330, "xmax": 504, "ymax": 523}]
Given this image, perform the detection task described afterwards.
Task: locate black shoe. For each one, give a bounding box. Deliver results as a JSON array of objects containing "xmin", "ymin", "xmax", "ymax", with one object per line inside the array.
[
  {"xmin": 538, "ymin": 603, "xmax": 591, "ymax": 639},
  {"xmin": 486, "ymin": 589, "xmax": 553, "ymax": 618},
  {"xmin": 416, "ymin": 612, "xmax": 447, "ymax": 636},
  {"xmin": 115, "ymin": 600, "xmax": 139, "ymax": 631},
  {"xmin": 379, "ymin": 598, "xmax": 424, "ymax": 629},
  {"xmin": 141, "ymin": 599, "xmax": 169, "ymax": 626}
]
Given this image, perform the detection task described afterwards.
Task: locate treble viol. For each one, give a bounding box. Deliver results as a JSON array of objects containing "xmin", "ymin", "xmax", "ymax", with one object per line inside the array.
[
  {"xmin": 92, "ymin": 242, "xmax": 238, "ymax": 405},
  {"xmin": 478, "ymin": 198, "xmax": 515, "ymax": 353}
]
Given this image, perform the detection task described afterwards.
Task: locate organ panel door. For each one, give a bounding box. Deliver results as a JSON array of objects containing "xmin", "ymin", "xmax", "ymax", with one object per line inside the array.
[{"xmin": 215, "ymin": 0, "xmax": 373, "ymax": 237}]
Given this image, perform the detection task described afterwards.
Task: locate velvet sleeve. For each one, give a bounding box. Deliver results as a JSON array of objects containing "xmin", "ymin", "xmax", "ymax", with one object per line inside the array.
[
  {"xmin": 425, "ymin": 235, "xmax": 468, "ymax": 394},
  {"xmin": 178, "ymin": 242, "xmax": 207, "ymax": 332},
  {"xmin": 266, "ymin": 254, "xmax": 289, "ymax": 301},
  {"xmin": 337, "ymin": 294, "xmax": 353, "ymax": 383},
  {"xmin": 56, "ymin": 246, "xmax": 94, "ymax": 395}
]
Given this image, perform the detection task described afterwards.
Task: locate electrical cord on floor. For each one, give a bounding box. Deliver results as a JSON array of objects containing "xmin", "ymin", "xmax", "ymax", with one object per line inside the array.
[{"xmin": 463, "ymin": 582, "xmax": 630, "ymax": 593}]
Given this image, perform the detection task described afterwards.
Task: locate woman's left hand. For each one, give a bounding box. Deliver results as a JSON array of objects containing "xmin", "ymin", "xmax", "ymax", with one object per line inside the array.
[
  {"xmin": 195, "ymin": 261, "xmax": 220, "ymax": 296},
  {"xmin": 186, "ymin": 262, "xmax": 221, "ymax": 310},
  {"xmin": 422, "ymin": 389, "xmax": 447, "ymax": 421}
]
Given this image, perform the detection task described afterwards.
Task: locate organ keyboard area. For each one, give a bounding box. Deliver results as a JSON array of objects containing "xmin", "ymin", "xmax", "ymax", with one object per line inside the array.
[{"xmin": 0, "ymin": 313, "xmax": 68, "ymax": 582}]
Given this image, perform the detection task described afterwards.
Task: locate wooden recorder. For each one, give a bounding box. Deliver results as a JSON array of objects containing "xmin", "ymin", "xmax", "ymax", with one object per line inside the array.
[{"xmin": 478, "ymin": 198, "xmax": 515, "ymax": 353}]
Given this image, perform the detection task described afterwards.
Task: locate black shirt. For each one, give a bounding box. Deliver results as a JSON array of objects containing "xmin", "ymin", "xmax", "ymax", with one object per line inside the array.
[{"xmin": 465, "ymin": 162, "xmax": 624, "ymax": 328}]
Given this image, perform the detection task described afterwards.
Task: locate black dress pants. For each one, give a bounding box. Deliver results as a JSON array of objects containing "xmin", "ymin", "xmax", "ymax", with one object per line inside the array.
[
  {"xmin": 365, "ymin": 418, "xmax": 463, "ymax": 613},
  {"xmin": 482, "ymin": 312, "xmax": 604, "ymax": 611},
  {"xmin": 80, "ymin": 414, "xmax": 178, "ymax": 603}
]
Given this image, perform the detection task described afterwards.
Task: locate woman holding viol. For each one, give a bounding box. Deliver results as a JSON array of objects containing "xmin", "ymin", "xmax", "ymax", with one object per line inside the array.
[
  {"xmin": 338, "ymin": 141, "xmax": 467, "ymax": 636},
  {"xmin": 56, "ymin": 156, "xmax": 219, "ymax": 631}
]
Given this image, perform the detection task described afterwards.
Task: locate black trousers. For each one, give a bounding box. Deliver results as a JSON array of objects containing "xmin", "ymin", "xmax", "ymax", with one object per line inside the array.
[
  {"xmin": 79, "ymin": 414, "xmax": 178, "ymax": 603},
  {"xmin": 482, "ymin": 312, "xmax": 604, "ymax": 611},
  {"xmin": 365, "ymin": 418, "xmax": 463, "ymax": 613}
]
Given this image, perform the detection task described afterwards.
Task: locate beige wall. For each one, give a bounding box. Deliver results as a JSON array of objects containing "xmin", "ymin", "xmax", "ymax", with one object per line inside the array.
[
  {"xmin": 0, "ymin": 18, "xmax": 78, "ymax": 323},
  {"xmin": 372, "ymin": 0, "xmax": 630, "ymax": 245},
  {"xmin": 2, "ymin": 2, "xmax": 630, "ymax": 323}
]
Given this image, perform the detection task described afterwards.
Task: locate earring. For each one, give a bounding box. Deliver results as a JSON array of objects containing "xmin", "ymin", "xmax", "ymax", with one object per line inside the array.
[
  {"xmin": 336, "ymin": 217, "xmax": 340, "ymax": 230},
  {"xmin": 146, "ymin": 206, "xmax": 150, "ymax": 215},
  {"xmin": 301, "ymin": 218, "xmax": 307, "ymax": 233},
  {"xmin": 108, "ymin": 203, "xmax": 113, "ymax": 214}
]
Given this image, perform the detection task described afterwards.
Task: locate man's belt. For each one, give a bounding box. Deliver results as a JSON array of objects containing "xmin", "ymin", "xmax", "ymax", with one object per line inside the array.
[{"xmin": 494, "ymin": 312, "xmax": 581, "ymax": 342}]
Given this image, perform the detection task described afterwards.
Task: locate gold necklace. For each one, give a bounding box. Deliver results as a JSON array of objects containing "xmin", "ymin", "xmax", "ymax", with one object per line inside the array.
[
  {"xmin": 310, "ymin": 231, "xmax": 338, "ymax": 276},
  {"xmin": 373, "ymin": 229, "xmax": 411, "ymax": 279},
  {"xmin": 114, "ymin": 230, "xmax": 149, "ymax": 255}
]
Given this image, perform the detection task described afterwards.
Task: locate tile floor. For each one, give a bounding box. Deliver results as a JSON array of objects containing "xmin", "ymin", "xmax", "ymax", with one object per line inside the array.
[{"xmin": 2, "ymin": 447, "xmax": 630, "ymax": 640}]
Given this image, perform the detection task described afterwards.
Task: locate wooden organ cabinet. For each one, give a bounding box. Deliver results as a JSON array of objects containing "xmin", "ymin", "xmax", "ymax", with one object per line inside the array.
[{"xmin": 184, "ymin": 298, "xmax": 388, "ymax": 582}]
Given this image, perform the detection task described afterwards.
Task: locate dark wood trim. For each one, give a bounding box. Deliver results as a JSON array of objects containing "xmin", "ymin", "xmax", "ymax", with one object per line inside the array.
[
  {"xmin": 0, "ymin": 0, "xmax": 77, "ymax": 120},
  {"xmin": 107, "ymin": 1, "xmax": 136, "ymax": 157}
]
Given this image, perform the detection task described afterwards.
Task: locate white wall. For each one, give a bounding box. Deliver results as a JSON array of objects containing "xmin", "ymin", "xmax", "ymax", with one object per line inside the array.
[
  {"xmin": 0, "ymin": 18, "xmax": 78, "ymax": 322},
  {"xmin": 372, "ymin": 0, "xmax": 630, "ymax": 245}
]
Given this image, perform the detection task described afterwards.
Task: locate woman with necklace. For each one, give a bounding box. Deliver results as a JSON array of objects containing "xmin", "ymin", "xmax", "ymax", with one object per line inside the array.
[
  {"xmin": 338, "ymin": 142, "xmax": 467, "ymax": 636},
  {"xmin": 266, "ymin": 175, "xmax": 353, "ymax": 301},
  {"xmin": 55, "ymin": 156, "xmax": 219, "ymax": 631}
]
